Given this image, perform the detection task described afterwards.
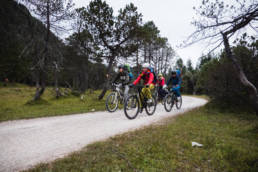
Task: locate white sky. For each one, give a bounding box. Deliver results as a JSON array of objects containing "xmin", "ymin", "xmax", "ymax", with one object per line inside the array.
[{"xmin": 72, "ymin": 0, "xmax": 212, "ymax": 67}]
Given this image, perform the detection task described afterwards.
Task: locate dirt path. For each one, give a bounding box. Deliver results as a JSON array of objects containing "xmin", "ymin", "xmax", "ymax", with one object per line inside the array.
[{"xmin": 0, "ymin": 96, "xmax": 207, "ymax": 172}]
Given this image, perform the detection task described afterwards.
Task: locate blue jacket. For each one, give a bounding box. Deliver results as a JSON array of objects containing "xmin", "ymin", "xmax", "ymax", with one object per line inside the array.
[{"xmin": 167, "ymin": 75, "xmax": 181, "ymax": 86}]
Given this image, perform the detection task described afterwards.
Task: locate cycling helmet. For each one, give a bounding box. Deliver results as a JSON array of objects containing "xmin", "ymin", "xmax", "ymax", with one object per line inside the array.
[
  {"xmin": 171, "ymin": 71, "xmax": 176, "ymax": 75},
  {"xmin": 118, "ymin": 65, "xmax": 124, "ymax": 69},
  {"xmin": 142, "ymin": 63, "xmax": 150, "ymax": 69},
  {"xmin": 158, "ymin": 73, "xmax": 163, "ymax": 77}
]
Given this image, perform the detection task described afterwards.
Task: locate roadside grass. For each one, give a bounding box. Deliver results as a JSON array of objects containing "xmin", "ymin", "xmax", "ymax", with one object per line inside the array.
[
  {"xmin": 0, "ymin": 83, "xmax": 108, "ymax": 121},
  {"xmin": 26, "ymin": 104, "xmax": 258, "ymax": 172}
]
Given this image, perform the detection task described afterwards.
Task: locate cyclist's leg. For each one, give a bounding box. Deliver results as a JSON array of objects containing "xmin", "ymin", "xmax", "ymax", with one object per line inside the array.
[
  {"xmin": 158, "ymin": 87, "xmax": 162, "ymax": 99},
  {"xmin": 172, "ymin": 85, "xmax": 181, "ymax": 97},
  {"xmin": 148, "ymin": 84, "xmax": 154, "ymax": 99},
  {"xmin": 117, "ymin": 83, "xmax": 123, "ymax": 92},
  {"xmin": 142, "ymin": 87, "xmax": 149, "ymax": 98},
  {"xmin": 124, "ymin": 85, "xmax": 129, "ymax": 100},
  {"xmin": 142, "ymin": 84, "xmax": 154, "ymax": 99},
  {"xmin": 160, "ymin": 88, "xmax": 167, "ymax": 99}
]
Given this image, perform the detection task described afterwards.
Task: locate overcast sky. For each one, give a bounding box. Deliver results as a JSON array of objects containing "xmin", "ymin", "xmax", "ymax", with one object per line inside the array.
[{"xmin": 73, "ymin": 0, "xmax": 211, "ymax": 66}]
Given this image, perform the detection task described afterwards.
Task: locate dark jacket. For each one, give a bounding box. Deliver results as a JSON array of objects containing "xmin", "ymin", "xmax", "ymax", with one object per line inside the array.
[
  {"xmin": 113, "ymin": 71, "xmax": 130, "ymax": 85},
  {"xmin": 167, "ymin": 75, "xmax": 182, "ymax": 86}
]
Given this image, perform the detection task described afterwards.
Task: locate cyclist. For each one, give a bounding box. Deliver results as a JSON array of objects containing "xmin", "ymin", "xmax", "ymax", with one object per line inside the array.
[
  {"xmin": 130, "ymin": 63, "xmax": 155, "ymax": 104},
  {"xmin": 157, "ymin": 73, "xmax": 167, "ymax": 100},
  {"xmin": 166, "ymin": 70, "xmax": 182, "ymax": 100},
  {"xmin": 112, "ymin": 65, "xmax": 132, "ymax": 99}
]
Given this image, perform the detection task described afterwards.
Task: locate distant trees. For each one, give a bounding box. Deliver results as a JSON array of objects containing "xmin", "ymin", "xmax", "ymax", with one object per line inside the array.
[
  {"xmin": 136, "ymin": 21, "xmax": 175, "ymax": 74},
  {"xmin": 196, "ymin": 37, "xmax": 258, "ymax": 108},
  {"xmin": 187, "ymin": 0, "xmax": 258, "ymax": 113},
  {"xmin": 0, "ymin": 0, "xmax": 33, "ymax": 83},
  {"xmin": 74, "ymin": 0, "xmax": 142, "ymax": 99},
  {"xmin": 2, "ymin": 0, "xmax": 176, "ymax": 101},
  {"xmin": 19, "ymin": 0, "xmax": 74, "ymax": 100}
]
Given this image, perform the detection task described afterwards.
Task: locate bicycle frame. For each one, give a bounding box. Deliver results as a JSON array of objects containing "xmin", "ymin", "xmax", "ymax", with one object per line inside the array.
[
  {"xmin": 112, "ymin": 84, "xmax": 124, "ymax": 102},
  {"xmin": 132, "ymin": 85, "xmax": 148, "ymax": 109}
]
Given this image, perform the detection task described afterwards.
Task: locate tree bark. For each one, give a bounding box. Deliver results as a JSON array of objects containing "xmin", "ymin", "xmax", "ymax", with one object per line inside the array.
[
  {"xmin": 98, "ymin": 57, "xmax": 114, "ymax": 100},
  {"xmin": 136, "ymin": 48, "xmax": 139, "ymax": 74},
  {"xmin": 164, "ymin": 52, "xmax": 169, "ymax": 75},
  {"xmin": 34, "ymin": 71, "xmax": 46, "ymax": 100},
  {"xmin": 223, "ymin": 33, "xmax": 258, "ymax": 114},
  {"xmin": 144, "ymin": 45, "xmax": 147, "ymax": 62},
  {"xmin": 34, "ymin": 0, "xmax": 50, "ymax": 100},
  {"xmin": 55, "ymin": 68, "xmax": 61, "ymax": 98}
]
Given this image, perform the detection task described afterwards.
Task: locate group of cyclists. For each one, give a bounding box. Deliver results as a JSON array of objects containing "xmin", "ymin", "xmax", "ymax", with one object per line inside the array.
[{"xmin": 107, "ymin": 62, "xmax": 182, "ymax": 119}]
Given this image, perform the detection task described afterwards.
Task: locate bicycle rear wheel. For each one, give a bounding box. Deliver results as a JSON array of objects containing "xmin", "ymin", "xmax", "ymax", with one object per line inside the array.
[
  {"xmin": 105, "ymin": 92, "xmax": 119, "ymax": 112},
  {"xmin": 145, "ymin": 97, "xmax": 157, "ymax": 115},
  {"xmin": 124, "ymin": 95, "xmax": 139, "ymax": 119},
  {"xmin": 164, "ymin": 93, "xmax": 174, "ymax": 112}
]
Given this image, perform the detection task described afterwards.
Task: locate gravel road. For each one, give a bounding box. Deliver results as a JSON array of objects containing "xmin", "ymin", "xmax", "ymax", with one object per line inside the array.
[{"xmin": 0, "ymin": 96, "xmax": 207, "ymax": 172}]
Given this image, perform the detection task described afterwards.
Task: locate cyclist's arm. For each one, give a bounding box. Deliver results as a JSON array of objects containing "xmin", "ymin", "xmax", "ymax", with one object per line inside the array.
[
  {"xmin": 133, "ymin": 74, "xmax": 142, "ymax": 85},
  {"xmin": 146, "ymin": 73, "xmax": 154, "ymax": 85},
  {"xmin": 166, "ymin": 77, "xmax": 172, "ymax": 86},
  {"xmin": 113, "ymin": 73, "xmax": 120, "ymax": 84}
]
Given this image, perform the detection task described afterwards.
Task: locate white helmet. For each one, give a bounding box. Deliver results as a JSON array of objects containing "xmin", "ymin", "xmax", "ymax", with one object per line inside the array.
[{"xmin": 142, "ymin": 63, "xmax": 150, "ymax": 69}]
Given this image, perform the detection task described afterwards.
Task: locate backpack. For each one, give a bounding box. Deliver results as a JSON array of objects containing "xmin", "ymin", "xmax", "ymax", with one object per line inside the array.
[
  {"xmin": 124, "ymin": 64, "xmax": 134, "ymax": 80},
  {"xmin": 150, "ymin": 67, "xmax": 157, "ymax": 84},
  {"xmin": 176, "ymin": 69, "xmax": 181, "ymax": 78}
]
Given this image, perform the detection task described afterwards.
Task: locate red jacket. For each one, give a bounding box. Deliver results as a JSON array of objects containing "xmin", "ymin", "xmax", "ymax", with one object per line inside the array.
[
  {"xmin": 133, "ymin": 71, "xmax": 154, "ymax": 85},
  {"xmin": 157, "ymin": 77, "xmax": 165, "ymax": 87}
]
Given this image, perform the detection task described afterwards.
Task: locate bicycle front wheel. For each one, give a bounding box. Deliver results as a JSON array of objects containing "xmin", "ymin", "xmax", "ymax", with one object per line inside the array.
[
  {"xmin": 164, "ymin": 94, "xmax": 174, "ymax": 112},
  {"xmin": 124, "ymin": 95, "xmax": 139, "ymax": 119},
  {"xmin": 106, "ymin": 92, "xmax": 119, "ymax": 112},
  {"xmin": 145, "ymin": 97, "xmax": 157, "ymax": 116}
]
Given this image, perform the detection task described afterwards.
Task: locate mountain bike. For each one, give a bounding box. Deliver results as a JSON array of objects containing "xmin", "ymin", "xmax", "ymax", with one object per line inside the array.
[
  {"xmin": 124, "ymin": 85, "xmax": 157, "ymax": 119},
  {"xmin": 163, "ymin": 86, "xmax": 182, "ymax": 112},
  {"xmin": 106, "ymin": 83, "xmax": 126, "ymax": 112}
]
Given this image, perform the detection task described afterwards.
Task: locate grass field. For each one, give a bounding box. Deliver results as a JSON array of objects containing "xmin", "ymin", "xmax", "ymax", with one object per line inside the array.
[
  {"xmin": 26, "ymin": 104, "xmax": 258, "ymax": 172},
  {"xmin": 0, "ymin": 83, "xmax": 108, "ymax": 121}
]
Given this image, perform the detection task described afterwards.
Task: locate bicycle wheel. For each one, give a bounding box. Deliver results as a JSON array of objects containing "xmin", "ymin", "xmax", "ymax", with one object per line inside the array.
[
  {"xmin": 124, "ymin": 95, "xmax": 139, "ymax": 119},
  {"xmin": 152, "ymin": 89, "xmax": 159, "ymax": 102},
  {"xmin": 145, "ymin": 97, "xmax": 157, "ymax": 116},
  {"xmin": 105, "ymin": 92, "xmax": 119, "ymax": 112},
  {"xmin": 176, "ymin": 96, "xmax": 182, "ymax": 109},
  {"xmin": 164, "ymin": 93, "xmax": 174, "ymax": 112}
]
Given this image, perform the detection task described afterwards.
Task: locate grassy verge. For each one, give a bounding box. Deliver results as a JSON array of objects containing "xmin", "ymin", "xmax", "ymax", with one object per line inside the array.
[
  {"xmin": 26, "ymin": 104, "xmax": 258, "ymax": 172},
  {"xmin": 0, "ymin": 84, "xmax": 108, "ymax": 121}
]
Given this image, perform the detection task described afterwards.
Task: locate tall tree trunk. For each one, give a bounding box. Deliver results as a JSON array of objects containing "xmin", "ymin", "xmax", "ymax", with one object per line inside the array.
[
  {"xmin": 34, "ymin": 75, "xmax": 40, "ymax": 100},
  {"xmin": 34, "ymin": 71, "xmax": 46, "ymax": 100},
  {"xmin": 148, "ymin": 45, "xmax": 151, "ymax": 64},
  {"xmin": 79, "ymin": 58, "xmax": 88, "ymax": 92},
  {"xmin": 34, "ymin": 0, "xmax": 50, "ymax": 100},
  {"xmin": 136, "ymin": 48, "xmax": 139, "ymax": 74},
  {"xmin": 55, "ymin": 68, "xmax": 61, "ymax": 98},
  {"xmin": 223, "ymin": 33, "xmax": 258, "ymax": 114},
  {"xmin": 160, "ymin": 49, "xmax": 164, "ymax": 73},
  {"xmin": 98, "ymin": 57, "xmax": 114, "ymax": 100},
  {"xmin": 144, "ymin": 45, "xmax": 147, "ymax": 62},
  {"xmin": 164, "ymin": 50, "xmax": 169, "ymax": 75}
]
